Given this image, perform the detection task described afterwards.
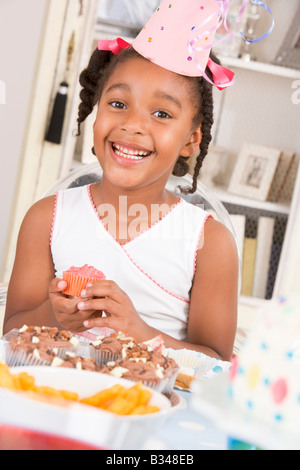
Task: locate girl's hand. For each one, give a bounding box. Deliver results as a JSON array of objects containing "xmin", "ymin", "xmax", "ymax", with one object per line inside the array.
[
  {"xmin": 77, "ymin": 280, "xmax": 146, "ymax": 338},
  {"xmin": 48, "ymin": 278, "xmax": 101, "ymax": 332}
]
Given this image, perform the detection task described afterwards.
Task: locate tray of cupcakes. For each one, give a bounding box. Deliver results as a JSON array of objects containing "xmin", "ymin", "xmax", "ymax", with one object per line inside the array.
[
  {"xmin": 0, "ymin": 328, "xmax": 177, "ymax": 448},
  {"xmin": 0, "ymin": 322, "xmax": 231, "ymax": 448}
]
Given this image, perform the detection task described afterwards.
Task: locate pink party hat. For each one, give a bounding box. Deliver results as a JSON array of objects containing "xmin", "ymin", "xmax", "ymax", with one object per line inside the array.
[
  {"xmin": 133, "ymin": 0, "xmax": 221, "ymax": 78},
  {"xmin": 98, "ymin": 1, "xmax": 254, "ymax": 89}
]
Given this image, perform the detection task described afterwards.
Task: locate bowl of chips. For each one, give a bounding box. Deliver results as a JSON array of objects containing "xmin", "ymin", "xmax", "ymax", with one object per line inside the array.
[{"xmin": 0, "ymin": 363, "xmax": 172, "ymax": 449}]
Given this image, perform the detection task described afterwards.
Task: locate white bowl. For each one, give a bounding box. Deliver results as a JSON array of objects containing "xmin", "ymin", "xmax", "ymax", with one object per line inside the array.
[{"xmin": 0, "ymin": 366, "xmax": 172, "ymax": 450}]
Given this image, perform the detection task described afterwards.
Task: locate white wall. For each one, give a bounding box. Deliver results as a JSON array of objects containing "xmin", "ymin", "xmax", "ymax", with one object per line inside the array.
[{"xmin": 0, "ymin": 0, "xmax": 48, "ymax": 279}]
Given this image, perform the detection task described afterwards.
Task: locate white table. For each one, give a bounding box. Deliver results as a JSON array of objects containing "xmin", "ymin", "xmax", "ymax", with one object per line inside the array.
[{"xmin": 143, "ymin": 389, "xmax": 228, "ymax": 451}]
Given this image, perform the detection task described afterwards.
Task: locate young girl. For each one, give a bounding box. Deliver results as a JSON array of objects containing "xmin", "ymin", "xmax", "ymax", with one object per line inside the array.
[{"xmin": 4, "ymin": 0, "xmax": 239, "ymax": 361}]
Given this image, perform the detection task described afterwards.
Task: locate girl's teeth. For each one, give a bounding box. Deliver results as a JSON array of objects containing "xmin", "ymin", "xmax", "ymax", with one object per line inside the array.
[{"xmin": 113, "ymin": 144, "xmax": 151, "ymax": 159}]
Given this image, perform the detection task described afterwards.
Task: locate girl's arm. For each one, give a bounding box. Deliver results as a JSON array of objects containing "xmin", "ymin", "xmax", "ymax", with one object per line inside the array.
[
  {"xmin": 3, "ymin": 196, "xmax": 60, "ymax": 333},
  {"xmin": 4, "ymin": 196, "xmax": 100, "ymax": 335},
  {"xmin": 186, "ymin": 218, "xmax": 239, "ymax": 361}
]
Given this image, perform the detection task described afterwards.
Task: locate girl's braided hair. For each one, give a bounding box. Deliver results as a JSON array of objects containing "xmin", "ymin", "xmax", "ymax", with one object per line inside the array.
[{"xmin": 76, "ymin": 46, "xmax": 217, "ymax": 194}]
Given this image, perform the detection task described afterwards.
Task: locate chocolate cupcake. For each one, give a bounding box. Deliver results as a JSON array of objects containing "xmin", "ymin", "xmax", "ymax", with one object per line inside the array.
[
  {"xmin": 3, "ymin": 325, "xmax": 80, "ymax": 366},
  {"xmin": 51, "ymin": 351, "xmax": 101, "ymax": 372},
  {"xmin": 98, "ymin": 344, "xmax": 179, "ymax": 395},
  {"xmin": 89, "ymin": 332, "xmax": 135, "ymax": 364},
  {"xmin": 98, "ymin": 357, "xmax": 169, "ymax": 393}
]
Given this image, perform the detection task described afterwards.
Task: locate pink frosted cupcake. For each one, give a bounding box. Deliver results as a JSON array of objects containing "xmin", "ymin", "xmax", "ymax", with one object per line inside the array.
[{"xmin": 62, "ymin": 264, "xmax": 106, "ymax": 297}]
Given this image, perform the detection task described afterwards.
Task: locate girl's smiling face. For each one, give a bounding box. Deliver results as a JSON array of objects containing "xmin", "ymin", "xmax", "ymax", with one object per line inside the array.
[{"xmin": 93, "ymin": 54, "xmax": 202, "ymax": 192}]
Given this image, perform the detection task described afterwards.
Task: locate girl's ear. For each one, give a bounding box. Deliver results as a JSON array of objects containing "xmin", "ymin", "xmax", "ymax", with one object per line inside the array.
[{"xmin": 180, "ymin": 126, "xmax": 202, "ymax": 157}]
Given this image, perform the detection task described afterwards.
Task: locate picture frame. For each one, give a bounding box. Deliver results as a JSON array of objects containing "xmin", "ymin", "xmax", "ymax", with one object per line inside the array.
[
  {"xmin": 267, "ymin": 151, "xmax": 295, "ymax": 203},
  {"xmin": 277, "ymin": 156, "xmax": 300, "ymax": 204},
  {"xmin": 273, "ymin": 4, "xmax": 300, "ymax": 70},
  {"xmin": 228, "ymin": 143, "xmax": 281, "ymax": 201}
]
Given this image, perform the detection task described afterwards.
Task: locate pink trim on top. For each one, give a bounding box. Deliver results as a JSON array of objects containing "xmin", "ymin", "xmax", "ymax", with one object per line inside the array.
[
  {"xmin": 122, "ymin": 246, "xmax": 190, "ymax": 304},
  {"xmin": 50, "ymin": 192, "xmax": 59, "ymax": 248},
  {"xmin": 87, "ymin": 183, "xmax": 183, "ymax": 247},
  {"xmin": 193, "ymin": 214, "xmax": 214, "ymax": 276}
]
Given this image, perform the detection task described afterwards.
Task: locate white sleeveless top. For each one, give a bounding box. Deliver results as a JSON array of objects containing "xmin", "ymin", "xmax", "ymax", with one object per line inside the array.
[{"xmin": 50, "ymin": 184, "xmax": 211, "ymax": 341}]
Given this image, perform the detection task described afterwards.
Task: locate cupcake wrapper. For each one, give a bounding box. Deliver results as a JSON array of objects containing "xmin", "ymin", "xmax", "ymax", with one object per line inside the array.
[
  {"xmin": 62, "ymin": 273, "xmax": 100, "ymax": 297},
  {"xmin": 165, "ymin": 348, "xmax": 214, "ymax": 377},
  {"xmin": 4, "ymin": 343, "xmax": 52, "ymax": 368},
  {"xmin": 125, "ymin": 374, "xmax": 177, "ymax": 396},
  {"xmin": 89, "ymin": 345, "xmax": 122, "ymax": 365},
  {"xmin": 48, "ymin": 345, "xmax": 79, "ymax": 359},
  {"xmin": 3, "ymin": 344, "xmax": 81, "ymax": 367},
  {"xmin": 166, "ymin": 348, "xmax": 231, "ymax": 380},
  {"xmin": 114, "ymin": 375, "xmax": 169, "ymax": 394},
  {"xmin": 137, "ymin": 377, "xmax": 168, "ymax": 394},
  {"xmin": 102, "ymin": 367, "xmax": 176, "ymax": 395},
  {"xmin": 163, "ymin": 368, "xmax": 180, "ymax": 396}
]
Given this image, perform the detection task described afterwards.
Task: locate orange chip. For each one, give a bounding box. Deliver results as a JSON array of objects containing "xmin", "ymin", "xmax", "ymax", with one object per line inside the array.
[
  {"xmin": 13, "ymin": 372, "xmax": 35, "ymax": 391},
  {"xmin": 0, "ymin": 364, "xmax": 15, "ymax": 389},
  {"xmin": 80, "ymin": 383, "xmax": 124, "ymax": 407},
  {"xmin": 106, "ymin": 396, "xmax": 134, "ymax": 415},
  {"xmin": 33, "ymin": 385, "xmax": 78, "ymax": 402},
  {"xmin": 131, "ymin": 405, "xmax": 160, "ymax": 415}
]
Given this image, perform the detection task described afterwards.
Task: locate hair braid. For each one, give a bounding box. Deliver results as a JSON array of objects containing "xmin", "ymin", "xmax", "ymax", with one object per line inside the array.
[
  {"xmin": 76, "ymin": 47, "xmax": 144, "ymax": 138},
  {"xmin": 173, "ymin": 54, "xmax": 218, "ymax": 195},
  {"xmin": 76, "ymin": 49, "xmax": 113, "ymax": 136},
  {"xmin": 172, "ymin": 76, "xmax": 214, "ymax": 194},
  {"xmin": 191, "ymin": 78, "xmax": 214, "ymax": 191}
]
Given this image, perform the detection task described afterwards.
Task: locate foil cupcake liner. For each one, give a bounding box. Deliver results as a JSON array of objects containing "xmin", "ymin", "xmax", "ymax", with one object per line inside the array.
[
  {"xmin": 96, "ymin": 359, "xmax": 177, "ymax": 395},
  {"xmin": 162, "ymin": 368, "xmax": 180, "ymax": 396},
  {"xmin": 3, "ymin": 343, "xmax": 52, "ymax": 368},
  {"xmin": 122, "ymin": 372, "xmax": 178, "ymax": 396},
  {"xmin": 136, "ymin": 377, "xmax": 169, "ymax": 394},
  {"xmin": 48, "ymin": 344, "xmax": 80, "ymax": 359},
  {"xmin": 103, "ymin": 373, "xmax": 169, "ymax": 395},
  {"xmin": 89, "ymin": 345, "xmax": 122, "ymax": 365}
]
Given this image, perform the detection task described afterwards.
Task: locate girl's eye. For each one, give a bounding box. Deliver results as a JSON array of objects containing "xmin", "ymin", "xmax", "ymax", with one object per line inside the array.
[
  {"xmin": 154, "ymin": 110, "xmax": 171, "ymax": 119},
  {"xmin": 110, "ymin": 101, "xmax": 126, "ymax": 109}
]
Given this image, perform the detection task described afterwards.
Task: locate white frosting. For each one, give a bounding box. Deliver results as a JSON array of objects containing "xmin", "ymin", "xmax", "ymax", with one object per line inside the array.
[
  {"xmin": 32, "ymin": 349, "xmax": 40, "ymax": 359},
  {"xmin": 110, "ymin": 367, "xmax": 129, "ymax": 378},
  {"xmin": 19, "ymin": 325, "xmax": 28, "ymax": 333},
  {"xmin": 69, "ymin": 337, "xmax": 79, "ymax": 347},
  {"xmin": 51, "ymin": 357, "xmax": 64, "ymax": 367}
]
